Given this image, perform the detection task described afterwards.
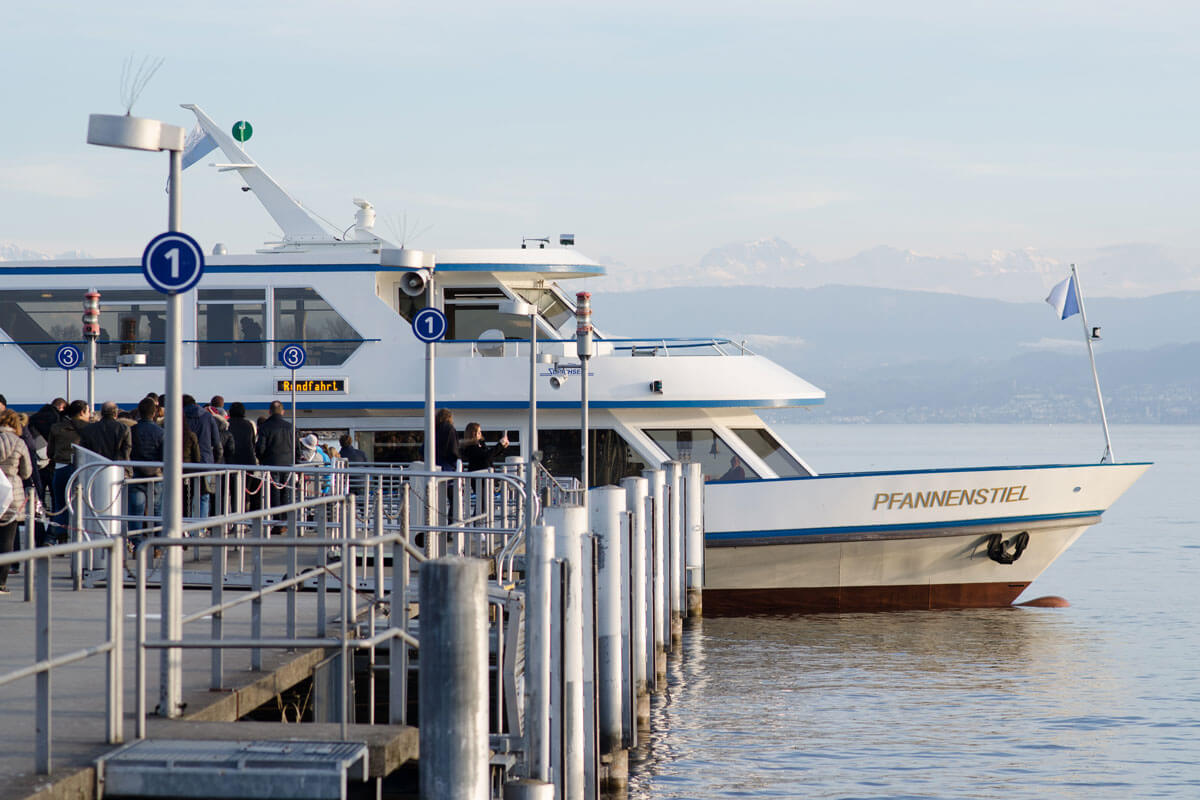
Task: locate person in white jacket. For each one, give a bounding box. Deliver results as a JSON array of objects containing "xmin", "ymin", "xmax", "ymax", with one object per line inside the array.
[{"xmin": 0, "ymin": 408, "xmax": 33, "ymax": 594}]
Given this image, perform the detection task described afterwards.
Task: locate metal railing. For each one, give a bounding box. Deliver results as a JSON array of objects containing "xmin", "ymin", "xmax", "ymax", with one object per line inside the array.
[{"xmin": 0, "ymin": 514, "xmax": 126, "ymax": 774}]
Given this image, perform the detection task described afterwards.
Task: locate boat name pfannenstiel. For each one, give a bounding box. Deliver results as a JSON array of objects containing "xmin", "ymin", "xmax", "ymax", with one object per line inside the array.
[{"xmin": 872, "ymin": 485, "xmax": 1029, "ymax": 510}]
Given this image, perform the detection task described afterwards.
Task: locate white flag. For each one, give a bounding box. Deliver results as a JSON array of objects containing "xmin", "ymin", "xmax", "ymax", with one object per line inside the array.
[{"xmin": 1045, "ymin": 275, "xmax": 1080, "ymax": 320}]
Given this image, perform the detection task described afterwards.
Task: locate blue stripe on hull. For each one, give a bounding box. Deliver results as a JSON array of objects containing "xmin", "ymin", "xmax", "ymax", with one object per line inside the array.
[{"xmin": 705, "ymin": 509, "xmax": 1102, "ymax": 543}]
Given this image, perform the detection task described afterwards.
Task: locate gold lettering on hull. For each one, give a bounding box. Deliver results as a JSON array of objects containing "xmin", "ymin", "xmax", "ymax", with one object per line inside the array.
[{"xmin": 872, "ymin": 485, "xmax": 1029, "ymax": 511}]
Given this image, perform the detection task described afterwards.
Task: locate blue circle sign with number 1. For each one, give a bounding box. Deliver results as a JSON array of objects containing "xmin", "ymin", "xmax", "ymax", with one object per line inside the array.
[
  {"xmin": 412, "ymin": 308, "xmax": 448, "ymax": 343},
  {"xmin": 55, "ymin": 344, "xmax": 82, "ymax": 370},
  {"xmin": 279, "ymin": 344, "xmax": 307, "ymax": 369},
  {"xmin": 142, "ymin": 231, "xmax": 205, "ymax": 295}
]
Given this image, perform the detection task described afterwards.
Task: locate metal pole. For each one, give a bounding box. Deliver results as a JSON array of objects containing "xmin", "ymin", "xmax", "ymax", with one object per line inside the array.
[
  {"xmin": 621, "ymin": 476, "xmax": 649, "ymax": 712},
  {"xmin": 424, "ymin": 279, "xmax": 437, "ymax": 543},
  {"xmin": 1070, "ymin": 264, "xmax": 1116, "ymax": 463},
  {"xmin": 527, "ymin": 312, "xmax": 538, "ymax": 530},
  {"xmin": 591, "ymin": 488, "xmax": 625, "ymax": 759},
  {"xmin": 419, "ymin": 558, "xmax": 489, "ymax": 800},
  {"xmin": 160, "ymin": 147, "xmax": 185, "ymax": 718},
  {"xmin": 576, "ymin": 292, "xmax": 592, "ymax": 501},
  {"xmin": 290, "ymin": 367, "xmax": 297, "ymax": 459},
  {"xmin": 86, "ymin": 338, "xmax": 96, "ymax": 415},
  {"xmin": 547, "ymin": 504, "xmax": 586, "ymax": 800},
  {"xmin": 684, "ymin": 461, "xmax": 705, "ymax": 617},
  {"xmin": 525, "ymin": 523, "xmax": 555, "ymax": 782},
  {"xmin": 664, "ymin": 460, "xmax": 683, "ymax": 645}
]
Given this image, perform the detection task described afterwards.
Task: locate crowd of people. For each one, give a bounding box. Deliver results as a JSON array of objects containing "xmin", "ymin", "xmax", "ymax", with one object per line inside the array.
[
  {"xmin": 0, "ymin": 395, "xmax": 518, "ymax": 594},
  {"xmin": 0, "ymin": 393, "xmax": 371, "ymax": 593}
]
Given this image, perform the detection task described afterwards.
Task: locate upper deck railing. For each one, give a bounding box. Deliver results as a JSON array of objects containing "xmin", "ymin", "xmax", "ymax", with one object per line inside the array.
[{"xmin": 441, "ymin": 336, "xmax": 756, "ymax": 359}]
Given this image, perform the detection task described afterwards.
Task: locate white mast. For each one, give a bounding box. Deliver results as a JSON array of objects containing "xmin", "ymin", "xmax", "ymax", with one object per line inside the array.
[{"xmin": 1070, "ymin": 263, "xmax": 1115, "ymax": 464}]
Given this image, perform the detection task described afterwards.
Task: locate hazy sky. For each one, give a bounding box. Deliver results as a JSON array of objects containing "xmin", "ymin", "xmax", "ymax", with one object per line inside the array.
[{"xmin": 3, "ymin": 1, "xmax": 1198, "ymax": 274}]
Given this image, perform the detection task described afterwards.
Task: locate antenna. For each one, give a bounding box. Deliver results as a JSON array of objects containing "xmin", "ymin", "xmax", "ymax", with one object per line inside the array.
[
  {"xmin": 386, "ymin": 212, "xmax": 433, "ymax": 248},
  {"xmin": 119, "ymin": 55, "xmax": 164, "ymax": 115}
]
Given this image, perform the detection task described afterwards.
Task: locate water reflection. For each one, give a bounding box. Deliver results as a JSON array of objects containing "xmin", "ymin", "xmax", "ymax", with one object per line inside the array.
[{"xmin": 627, "ymin": 609, "xmax": 1147, "ymax": 800}]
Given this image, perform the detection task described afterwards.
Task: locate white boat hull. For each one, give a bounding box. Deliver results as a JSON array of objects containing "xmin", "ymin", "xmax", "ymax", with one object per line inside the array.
[{"xmin": 702, "ymin": 461, "xmax": 1150, "ymax": 614}]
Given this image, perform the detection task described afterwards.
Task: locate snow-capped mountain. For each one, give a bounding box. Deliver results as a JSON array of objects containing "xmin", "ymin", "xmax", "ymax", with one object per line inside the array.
[{"xmin": 608, "ymin": 240, "xmax": 1200, "ymax": 300}]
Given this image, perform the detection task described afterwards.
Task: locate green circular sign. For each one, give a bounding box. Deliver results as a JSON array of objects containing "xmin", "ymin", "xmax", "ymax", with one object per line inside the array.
[{"xmin": 232, "ymin": 120, "xmax": 253, "ymax": 143}]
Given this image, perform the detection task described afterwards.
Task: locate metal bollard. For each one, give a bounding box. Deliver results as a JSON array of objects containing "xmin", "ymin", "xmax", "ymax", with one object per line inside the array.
[
  {"xmin": 525, "ymin": 523, "xmax": 555, "ymax": 783},
  {"xmin": 621, "ymin": 475, "xmax": 649, "ymax": 718},
  {"xmin": 684, "ymin": 461, "xmax": 705, "ymax": 617},
  {"xmin": 664, "ymin": 460, "xmax": 683, "ymax": 633},
  {"xmin": 642, "ymin": 468, "xmax": 667, "ymax": 683},
  {"xmin": 589, "ymin": 487, "xmax": 625, "ymax": 757},
  {"xmin": 546, "ymin": 504, "xmax": 586, "ymax": 800},
  {"xmin": 419, "ymin": 557, "xmax": 489, "ymax": 800}
]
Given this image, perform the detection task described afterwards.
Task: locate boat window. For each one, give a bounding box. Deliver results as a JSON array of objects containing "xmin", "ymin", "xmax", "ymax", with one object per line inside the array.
[
  {"xmin": 644, "ymin": 428, "xmax": 760, "ymax": 482},
  {"xmin": 513, "ymin": 287, "xmax": 574, "ymax": 332},
  {"xmin": 731, "ymin": 428, "xmax": 811, "ymax": 477},
  {"xmin": 394, "ymin": 291, "xmax": 428, "ymax": 324},
  {"xmin": 537, "ymin": 429, "xmax": 648, "ymax": 487},
  {"xmin": 197, "ymin": 289, "xmax": 267, "ymax": 367},
  {"xmin": 370, "ymin": 430, "xmax": 424, "ymax": 464},
  {"xmin": 445, "ymin": 287, "xmax": 536, "ymax": 341},
  {"xmin": 274, "ymin": 288, "xmax": 363, "ymax": 366},
  {"xmin": 0, "ymin": 289, "xmax": 166, "ymax": 368}
]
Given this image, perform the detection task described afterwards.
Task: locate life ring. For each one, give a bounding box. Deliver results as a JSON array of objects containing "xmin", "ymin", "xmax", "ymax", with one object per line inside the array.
[{"xmin": 986, "ymin": 531, "xmax": 1030, "ymax": 564}]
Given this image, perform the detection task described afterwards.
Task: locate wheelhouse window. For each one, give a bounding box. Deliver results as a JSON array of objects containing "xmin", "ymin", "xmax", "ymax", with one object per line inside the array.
[
  {"xmin": 644, "ymin": 428, "xmax": 760, "ymax": 482},
  {"xmin": 274, "ymin": 288, "xmax": 363, "ymax": 366},
  {"xmin": 538, "ymin": 429, "xmax": 648, "ymax": 488},
  {"xmin": 0, "ymin": 289, "xmax": 165, "ymax": 367},
  {"xmin": 197, "ymin": 289, "xmax": 266, "ymax": 366},
  {"xmin": 513, "ymin": 287, "xmax": 574, "ymax": 332},
  {"xmin": 445, "ymin": 287, "xmax": 533, "ymax": 341},
  {"xmin": 731, "ymin": 428, "xmax": 811, "ymax": 478}
]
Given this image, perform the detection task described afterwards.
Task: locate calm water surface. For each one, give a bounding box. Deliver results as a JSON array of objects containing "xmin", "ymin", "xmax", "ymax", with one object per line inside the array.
[{"xmin": 629, "ymin": 425, "xmax": 1199, "ymax": 799}]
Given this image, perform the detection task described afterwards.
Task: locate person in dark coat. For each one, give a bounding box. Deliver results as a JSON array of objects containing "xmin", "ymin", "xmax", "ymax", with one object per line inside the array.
[
  {"xmin": 47, "ymin": 401, "xmax": 90, "ymax": 542},
  {"xmin": 182, "ymin": 395, "xmax": 221, "ymax": 517},
  {"xmin": 461, "ymin": 423, "xmax": 509, "ymax": 472},
  {"xmin": 226, "ymin": 403, "xmax": 260, "ymax": 510},
  {"xmin": 255, "ymin": 401, "xmax": 295, "ymax": 516},
  {"xmin": 129, "ymin": 397, "xmax": 165, "ymax": 528},
  {"xmin": 79, "ymin": 402, "xmax": 132, "ymax": 463},
  {"xmin": 28, "ymin": 398, "xmax": 65, "ymax": 513},
  {"xmin": 338, "ymin": 434, "xmax": 367, "ymax": 464},
  {"xmin": 434, "ymin": 408, "xmax": 460, "ymax": 471}
]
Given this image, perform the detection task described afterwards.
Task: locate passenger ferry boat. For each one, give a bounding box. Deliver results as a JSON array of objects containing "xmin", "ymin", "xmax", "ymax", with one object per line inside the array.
[{"xmin": 0, "ymin": 105, "xmax": 1149, "ymax": 614}]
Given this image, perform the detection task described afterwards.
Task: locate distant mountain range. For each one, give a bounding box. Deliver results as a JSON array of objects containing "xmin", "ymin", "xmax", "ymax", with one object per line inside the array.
[
  {"xmin": 603, "ymin": 239, "xmax": 1200, "ymax": 301},
  {"xmin": 0, "ymin": 243, "xmax": 90, "ymax": 261},
  {"xmin": 591, "ymin": 286, "xmax": 1200, "ymax": 423}
]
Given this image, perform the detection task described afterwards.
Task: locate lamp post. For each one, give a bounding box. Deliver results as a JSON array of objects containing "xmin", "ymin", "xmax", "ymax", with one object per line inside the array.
[
  {"xmin": 81, "ymin": 289, "xmax": 101, "ymax": 414},
  {"xmin": 576, "ymin": 292, "xmax": 592, "ymax": 503},
  {"xmin": 500, "ymin": 300, "xmax": 539, "ymax": 531},
  {"xmin": 87, "ymin": 112, "xmax": 188, "ymax": 717}
]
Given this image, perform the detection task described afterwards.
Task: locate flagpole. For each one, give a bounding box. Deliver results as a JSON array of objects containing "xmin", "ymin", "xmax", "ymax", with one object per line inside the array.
[{"xmin": 1070, "ymin": 263, "xmax": 1114, "ymax": 463}]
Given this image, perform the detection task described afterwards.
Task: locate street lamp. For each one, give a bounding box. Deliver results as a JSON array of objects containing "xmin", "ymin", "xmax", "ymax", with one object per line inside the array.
[
  {"xmin": 86, "ymin": 112, "xmax": 188, "ymax": 718},
  {"xmin": 501, "ymin": 299, "xmax": 539, "ymax": 531},
  {"xmin": 81, "ymin": 288, "xmax": 101, "ymax": 415}
]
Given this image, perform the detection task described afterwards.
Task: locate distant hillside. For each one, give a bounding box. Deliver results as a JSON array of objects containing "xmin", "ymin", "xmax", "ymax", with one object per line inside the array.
[
  {"xmin": 603, "ymin": 239, "xmax": 1200, "ymax": 301},
  {"xmin": 590, "ymin": 286, "xmax": 1200, "ymax": 423}
]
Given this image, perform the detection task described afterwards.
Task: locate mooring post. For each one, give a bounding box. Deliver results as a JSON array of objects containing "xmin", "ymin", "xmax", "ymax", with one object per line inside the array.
[
  {"xmin": 525, "ymin": 523, "xmax": 555, "ymax": 783},
  {"xmin": 642, "ymin": 468, "xmax": 667, "ymax": 688},
  {"xmin": 419, "ymin": 557, "xmax": 489, "ymax": 800},
  {"xmin": 546, "ymin": 504, "xmax": 586, "ymax": 800},
  {"xmin": 590, "ymin": 486, "xmax": 627, "ymax": 790},
  {"xmin": 684, "ymin": 461, "xmax": 705, "ymax": 617},
  {"xmin": 621, "ymin": 475, "xmax": 650, "ymax": 729},
  {"xmin": 664, "ymin": 460, "xmax": 684, "ymax": 646}
]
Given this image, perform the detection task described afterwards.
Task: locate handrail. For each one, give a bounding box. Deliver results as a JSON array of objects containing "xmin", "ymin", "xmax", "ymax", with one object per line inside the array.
[{"xmin": 0, "ymin": 532, "xmax": 125, "ymax": 774}]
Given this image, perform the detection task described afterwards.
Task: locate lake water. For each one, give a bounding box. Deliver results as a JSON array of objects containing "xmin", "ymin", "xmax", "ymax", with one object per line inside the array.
[{"xmin": 628, "ymin": 424, "xmax": 1199, "ymax": 799}]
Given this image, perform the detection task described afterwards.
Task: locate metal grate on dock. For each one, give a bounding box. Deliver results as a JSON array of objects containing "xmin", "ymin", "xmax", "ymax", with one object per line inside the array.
[{"xmin": 97, "ymin": 739, "xmax": 369, "ymax": 800}]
